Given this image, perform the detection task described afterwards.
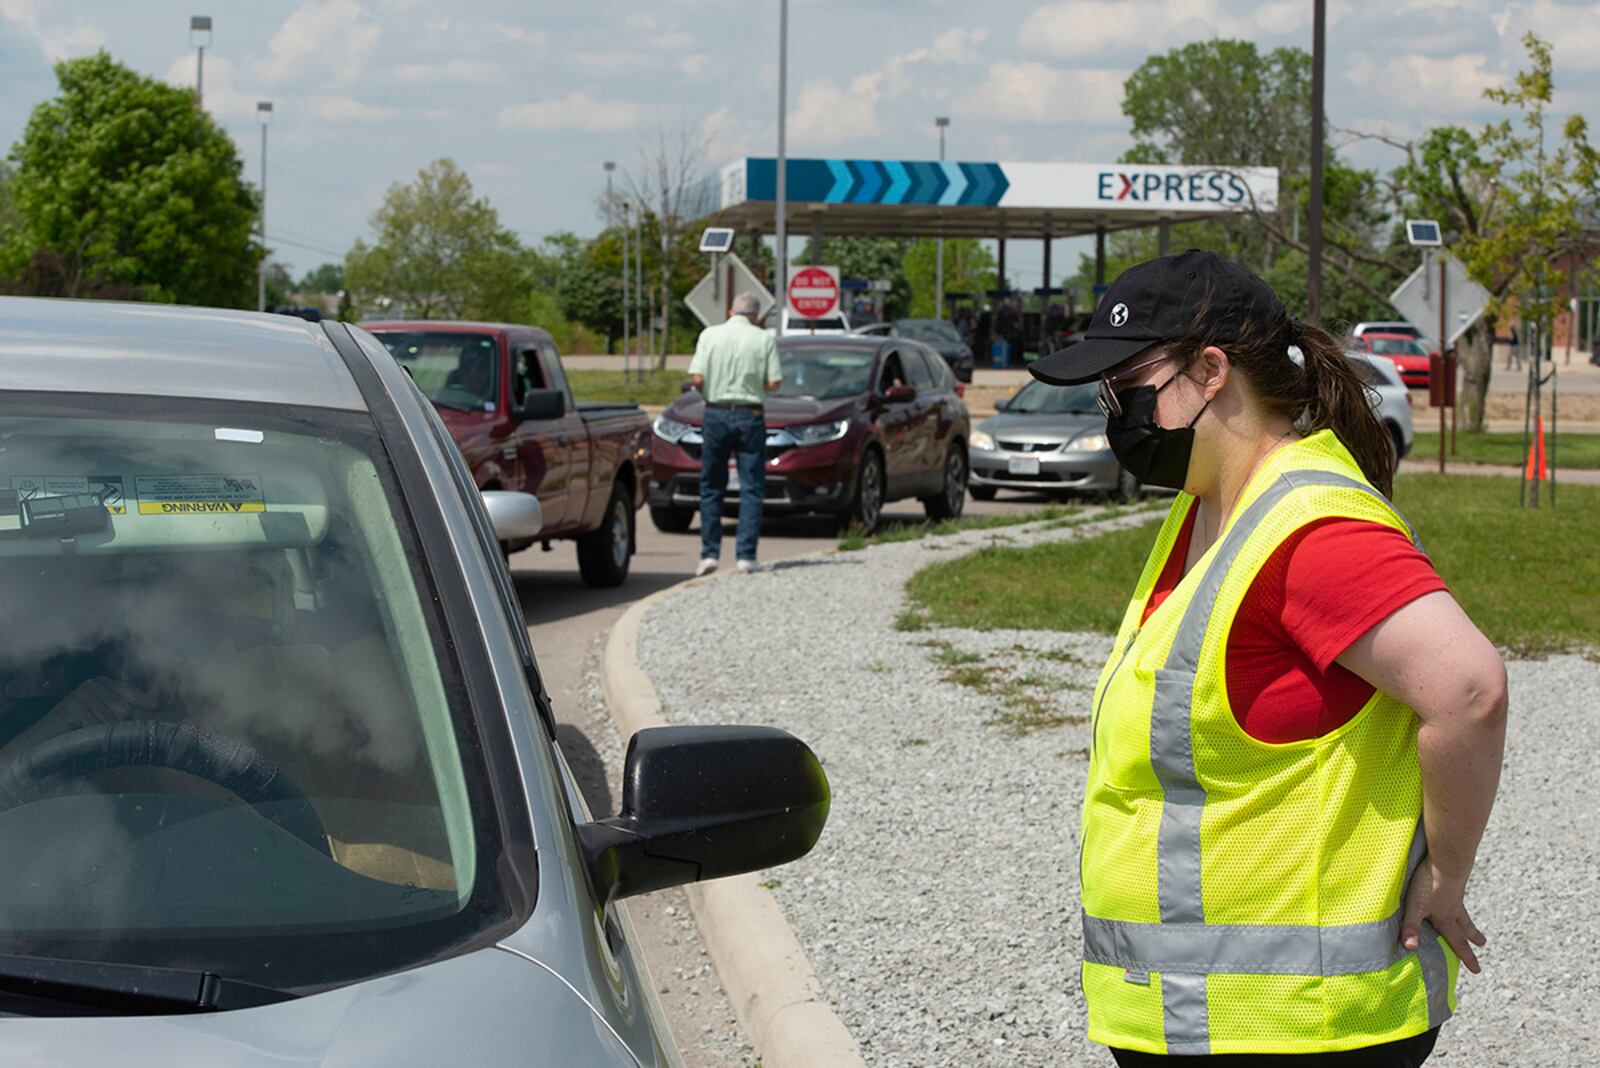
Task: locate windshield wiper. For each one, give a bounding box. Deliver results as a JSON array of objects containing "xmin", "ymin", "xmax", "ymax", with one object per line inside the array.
[{"xmin": 0, "ymin": 954, "xmax": 296, "ymax": 1014}]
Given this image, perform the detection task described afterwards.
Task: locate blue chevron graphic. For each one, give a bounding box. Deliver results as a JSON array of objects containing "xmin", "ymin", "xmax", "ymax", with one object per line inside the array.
[
  {"xmin": 882, "ymin": 160, "xmax": 911, "ymax": 203},
  {"xmin": 987, "ymin": 163, "xmax": 1010, "ymax": 203},
  {"xmin": 907, "ymin": 160, "xmax": 942, "ymax": 202},
  {"xmin": 854, "ymin": 159, "xmax": 885, "ymax": 203},
  {"xmin": 824, "ymin": 159, "xmax": 852, "ymax": 202},
  {"xmin": 970, "ymin": 162, "xmax": 996, "ymax": 205},
  {"xmin": 938, "ymin": 162, "xmax": 968, "ymax": 205}
]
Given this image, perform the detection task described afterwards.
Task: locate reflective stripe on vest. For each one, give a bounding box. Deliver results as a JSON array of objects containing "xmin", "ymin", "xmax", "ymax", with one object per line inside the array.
[{"xmin": 1084, "ymin": 465, "xmax": 1449, "ymax": 1055}]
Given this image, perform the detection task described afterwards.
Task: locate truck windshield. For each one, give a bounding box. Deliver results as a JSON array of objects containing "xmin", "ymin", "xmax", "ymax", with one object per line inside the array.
[
  {"xmin": 0, "ymin": 394, "xmax": 514, "ymax": 996},
  {"xmin": 375, "ymin": 333, "xmax": 498, "ymax": 411}
]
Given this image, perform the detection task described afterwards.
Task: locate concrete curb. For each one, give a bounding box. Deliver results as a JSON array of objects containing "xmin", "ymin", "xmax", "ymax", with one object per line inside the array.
[{"xmin": 601, "ymin": 576, "xmax": 870, "ymax": 1068}]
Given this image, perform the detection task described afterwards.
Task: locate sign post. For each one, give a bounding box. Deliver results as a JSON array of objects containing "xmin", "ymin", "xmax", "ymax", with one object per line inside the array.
[{"xmin": 787, "ymin": 265, "xmax": 840, "ymax": 327}]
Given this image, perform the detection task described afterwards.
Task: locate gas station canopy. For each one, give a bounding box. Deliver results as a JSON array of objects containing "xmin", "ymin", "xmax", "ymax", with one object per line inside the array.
[{"xmin": 694, "ymin": 158, "xmax": 1279, "ymax": 240}]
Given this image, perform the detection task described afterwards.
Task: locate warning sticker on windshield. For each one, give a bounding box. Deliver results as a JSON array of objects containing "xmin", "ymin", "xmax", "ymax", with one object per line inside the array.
[
  {"xmin": 11, "ymin": 475, "xmax": 127, "ymax": 515},
  {"xmin": 135, "ymin": 474, "xmax": 265, "ymax": 516}
]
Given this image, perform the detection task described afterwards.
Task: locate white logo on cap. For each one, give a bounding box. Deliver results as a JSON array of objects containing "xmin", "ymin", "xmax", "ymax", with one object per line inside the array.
[{"xmin": 1110, "ymin": 302, "xmax": 1129, "ymax": 327}]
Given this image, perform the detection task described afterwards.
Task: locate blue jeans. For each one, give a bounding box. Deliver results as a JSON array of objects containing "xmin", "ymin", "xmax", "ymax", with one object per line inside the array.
[{"xmin": 699, "ymin": 407, "xmax": 765, "ymax": 561}]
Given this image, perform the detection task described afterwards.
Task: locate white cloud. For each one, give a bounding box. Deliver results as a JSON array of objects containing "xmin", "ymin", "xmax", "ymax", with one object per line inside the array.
[
  {"xmin": 497, "ymin": 91, "xmax": 642, "ymax": 131},
  {"xmin": 1505, "ymin": 0, "xmax": 1600, "ymax": 70},
  {"xmin": 1343, "ymin": 52, "xmax": 1503, "ymax": 115},
  {"xmin": 308, "ymin": 95, "xmax": 396, "ymax": 122},
  {"xmin": 1019, "ymin": 0, "xmax": 1248, "ymax": 57},
  {"xmin": 700, "ymin": 105, "xmax": 765, "ymax": 163},
  {"xmin": 0, "ymin": 0, "xmax": 105, "ymax": 61},
  {"xmin": 679, "ymin": 54, "xmax": 712, "ymax": 79},
  {"xmin": 392, "ymin": 58, "xmax": 500, "ymax": 84},
  {"xmin": 1255, "ymin": 1, "xmax": 1305, "ymax": 34},
  {"xmin": 961, "ymin": 61, "xmax": 1126, "ymax": 125},
  {"xmin": 257, "ymin": 0, "xmax": 380, "ymax": 85}
]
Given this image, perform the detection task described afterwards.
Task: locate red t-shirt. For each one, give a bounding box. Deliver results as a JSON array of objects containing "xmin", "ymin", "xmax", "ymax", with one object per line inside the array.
[{"xmin": 1140, "ymin": 505, "xmax": 1447, "ymax": 743}]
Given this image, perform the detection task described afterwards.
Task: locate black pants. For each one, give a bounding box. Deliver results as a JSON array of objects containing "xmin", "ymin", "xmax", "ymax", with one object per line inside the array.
[{"xmin": 1111, "ymin": 1028, "xmax": 1438, "ymax": 1068}]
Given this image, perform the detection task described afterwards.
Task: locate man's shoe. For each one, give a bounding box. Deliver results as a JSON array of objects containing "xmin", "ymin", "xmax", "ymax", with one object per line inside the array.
[
  {"xmin": 695, "ymin": 557, "xmax": 719, "ymax": 577},
  {"xmin": 736, "ymin": 559, "xmax": 761, "ymax": 573}
]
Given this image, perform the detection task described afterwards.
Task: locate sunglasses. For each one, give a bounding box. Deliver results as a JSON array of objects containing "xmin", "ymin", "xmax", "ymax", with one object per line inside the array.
[{"xmin": 1096, "ymin": 352, "xmax": 1178, "ymax": 419}]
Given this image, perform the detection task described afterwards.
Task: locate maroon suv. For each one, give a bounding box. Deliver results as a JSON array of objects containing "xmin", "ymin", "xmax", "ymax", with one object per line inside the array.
[{"xmin": 648, "ymin": 336, "xmax": 970, "ymax": 533}]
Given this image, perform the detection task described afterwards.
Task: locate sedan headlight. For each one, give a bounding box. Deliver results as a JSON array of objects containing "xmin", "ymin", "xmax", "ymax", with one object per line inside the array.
[
  {"xmin": 653, "ymin": 414, "xmax": 693, "ymax": 443},
  {"xmin": 969, "ymin": 430, "xmax": 995, "ymax": 451},
  {"xmin": 1065, "ymin": 433, "xmax": 1110, "ymax": 452},
  {"xmin": 787, "ymin": 419, "xmax": 850, "ymax": 447}
]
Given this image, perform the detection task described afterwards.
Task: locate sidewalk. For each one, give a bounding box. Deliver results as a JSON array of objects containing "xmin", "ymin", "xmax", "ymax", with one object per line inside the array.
[{"xmin": 1399, "ymin": 457, "xmax": 1600, "ymax": 485}]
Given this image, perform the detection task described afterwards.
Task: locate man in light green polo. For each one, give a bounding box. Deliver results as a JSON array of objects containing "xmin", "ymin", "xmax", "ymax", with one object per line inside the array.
[{"xmin": 688, "ymin": 292, "xmax": 781, "ymax": 575}]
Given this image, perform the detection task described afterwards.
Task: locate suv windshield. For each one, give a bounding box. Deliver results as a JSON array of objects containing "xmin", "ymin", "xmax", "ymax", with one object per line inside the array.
[
  {"xmin": 0, "ymin": 395, "xmax": 512, "ymax": 995},
  {"xmin": 1006, "ymin": 380, "xmax": 1102, "ymax": 415},
  {"xmin": 896, "ymin": 320, "xmax": 962, "ymax": 345},
  {"xmin": 776, "ymin": 348, "xmax": 875, "ymax": 399},
  {"xmin": 374, "ymin": 332, "xmax": 498, "ymax": 412}
]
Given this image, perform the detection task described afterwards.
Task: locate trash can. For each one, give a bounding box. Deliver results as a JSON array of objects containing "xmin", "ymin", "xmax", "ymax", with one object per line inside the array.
[{"xmin": 991, "ymin": 341, "xmax": 1011, "ymax": 369}]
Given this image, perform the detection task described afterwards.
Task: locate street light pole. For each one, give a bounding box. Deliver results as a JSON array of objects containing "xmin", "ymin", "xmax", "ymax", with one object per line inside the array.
[
  {"xmin": 773, "ymin": 0, "xmax": 788, "ymax": 336},
  {"xmin": 621, "ymin": 201, "xmax": 631, "ymax": 382},
  {"xmin": 190, "ymin": 16, "xmax": 211, "ymax": 104},
  {"xmin": 256, "ymin": 101, "xmax": 272, "ymax": 312},
  {"xmin": 605, "ymin": 161, "xmax": 621, "ymax": 362},
  {"xmin": 935, "ymin": 116, "xmax": 949, "ymax": 321},
  {"xmin": 1307, "ymin": 0, "xmax": 1326, "ymax": 322}
]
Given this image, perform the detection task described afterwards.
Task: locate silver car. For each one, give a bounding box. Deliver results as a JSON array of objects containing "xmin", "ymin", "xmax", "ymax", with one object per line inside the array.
[
  {"xmin": 1348, "ymin": 349, "xmax": 1416, "ymax": 458},
  {"xmin": 0, "ymin": 298, "xmax": 828, "ymax": 1063},
  {"xmin": 967, "ymin": 379, "xmax": 1140, "ymax": 501}
]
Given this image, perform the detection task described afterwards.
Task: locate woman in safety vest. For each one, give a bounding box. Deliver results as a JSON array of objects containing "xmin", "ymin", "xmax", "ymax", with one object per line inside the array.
[{"xmin": 1028, "ymin": 251, "xmax": 1507, "ymax": 1066}]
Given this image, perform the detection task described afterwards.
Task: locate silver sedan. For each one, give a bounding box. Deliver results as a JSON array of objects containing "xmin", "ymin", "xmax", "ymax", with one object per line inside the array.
[
  {"xmin": 967, "ymin": 379, "xmax": 1141, "ymax": 501},
  {"xmin": 0, "ymin": 297, "xmax": 828, "ymax": 1064}
]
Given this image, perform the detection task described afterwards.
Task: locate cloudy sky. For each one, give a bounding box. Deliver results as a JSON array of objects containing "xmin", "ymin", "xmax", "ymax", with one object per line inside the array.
[{"xmin": 3, "ymin": 0, "xmax": 1596, "ymax": 280}]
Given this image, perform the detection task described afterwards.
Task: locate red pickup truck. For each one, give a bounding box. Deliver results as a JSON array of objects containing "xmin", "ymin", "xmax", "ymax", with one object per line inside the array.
[{"xmin": 364, "ymin": 321, "xmax": 650, "ymax": 587}]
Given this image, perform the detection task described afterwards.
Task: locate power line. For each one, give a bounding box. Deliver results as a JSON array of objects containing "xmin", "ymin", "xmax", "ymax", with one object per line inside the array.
[{"xmin": 265, "ymin": 232, "xmax": 347, "ymax": 258}]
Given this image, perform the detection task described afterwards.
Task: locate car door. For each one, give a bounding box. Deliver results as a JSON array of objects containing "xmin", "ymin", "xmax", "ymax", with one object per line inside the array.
[
  {"xmin": 511, "ymin": 343, "xmax": 569, "ymax": 531},
  {"xmin": 901, "ymin": 346, "xmax": 944, "ymax": 492},
  {"xmin": 874, "ymin": 348, "xmax": 918, "ymax": 495},
  {"xmin": 538, "ymin": 341, "xmax": 596, "ymax": 531}
]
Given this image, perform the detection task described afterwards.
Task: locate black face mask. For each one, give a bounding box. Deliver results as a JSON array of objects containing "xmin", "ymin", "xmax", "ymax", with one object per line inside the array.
[{"xmin": 1105, "ymin": 378, "xmax": 1209, "ymax": 491}]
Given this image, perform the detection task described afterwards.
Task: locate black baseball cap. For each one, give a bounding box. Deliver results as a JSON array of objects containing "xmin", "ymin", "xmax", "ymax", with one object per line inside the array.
[{"xmin": 1029, "ymin": 250, "xmax": 1287, "ymax": 385}]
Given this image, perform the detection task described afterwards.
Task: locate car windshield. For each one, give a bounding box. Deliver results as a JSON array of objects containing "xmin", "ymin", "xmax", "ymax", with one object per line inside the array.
[
  {"xmin": 1005, "ymin": 380, "xmax": 1102, "ymax": 415},
  {"xmin": 0, "ymin": 394, "xmax": 511, "ymax": 994},
  {"xmin": 896, "ymin": 320, "xmax": 963, "ymax": 344},
  {"xmin": 1369, "ymin": 338, "xmax": 1426, "ymax": 356},
  {"xmin": 776, "ymin": 347, "xmax": 875, "ymax": 399},
  {"xmin": 374, "ymin": 332, "xmax": 498, "ymax": 412},
  {"xmin": 785, "ymin": 316, "xmax": 846, "ymax": 332}
]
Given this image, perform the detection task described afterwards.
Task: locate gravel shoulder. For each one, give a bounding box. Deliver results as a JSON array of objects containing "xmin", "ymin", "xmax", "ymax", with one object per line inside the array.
[{"xmin": 636, "ymin": 509, "xmax": 1600, "ymax": 1067}]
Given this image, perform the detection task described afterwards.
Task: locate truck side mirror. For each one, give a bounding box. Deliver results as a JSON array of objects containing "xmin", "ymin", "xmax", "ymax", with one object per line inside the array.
[{"xmin": 515, "ymin": 389, "xmax": 565, "ymax": 422}]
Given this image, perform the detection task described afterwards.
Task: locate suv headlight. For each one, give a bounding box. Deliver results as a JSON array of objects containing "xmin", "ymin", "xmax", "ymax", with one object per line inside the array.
[
  {"xmin": 653, "ymin": 414, "xmax": 693, "ymax": 443},
  {"xmin": 969, "ymin": 430, "xmax": 995, "ymax": 451},
  {"xmin": 1066, "ymin": 433, "xmax": 1110, "ymax": 452},
  {"xmin": 787, "ymin": 419, "xmax": 850, "ymax": 447}
]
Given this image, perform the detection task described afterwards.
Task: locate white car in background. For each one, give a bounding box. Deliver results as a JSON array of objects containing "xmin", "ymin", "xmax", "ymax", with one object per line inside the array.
[
  {"xmin": 767, "ymin": 308, "xmax": 852, "ymax": 336},
  {"xmin": 1347, "ymin": 350, "xmax": 1415, "ymax": 458}
]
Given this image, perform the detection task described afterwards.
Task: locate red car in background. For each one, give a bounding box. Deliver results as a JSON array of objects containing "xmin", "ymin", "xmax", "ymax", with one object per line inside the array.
[
  {"xmin": 648, "ymin": 336, "xmax": 970, "ymax": 534},
  {"xmin": 1349, "ymin": 332, "xmax": 1434, "ymax": 388}
]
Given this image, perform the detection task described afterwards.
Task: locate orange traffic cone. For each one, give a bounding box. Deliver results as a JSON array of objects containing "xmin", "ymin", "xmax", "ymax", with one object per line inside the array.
[{"xmin": 1525, "ymin": 415, "xmax": 1548, "ymax": 481}]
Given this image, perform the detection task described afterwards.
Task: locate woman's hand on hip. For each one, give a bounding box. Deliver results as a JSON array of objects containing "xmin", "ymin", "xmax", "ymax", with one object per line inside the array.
[{"xmin": 1401, "ymin": 854, "xmax": 1487, "ymax": 974}]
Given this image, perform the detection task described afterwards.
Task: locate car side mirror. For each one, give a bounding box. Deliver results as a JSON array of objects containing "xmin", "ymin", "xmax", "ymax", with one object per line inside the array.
[
  {"xmin": 576, "ymin": 725, "xmax": 830, "ymax": 904},
  {"xmin": 882, "ymin": 384, "xmax": 917, "ymax": 404},
  {"xmin": 994, "ymin": 397, "xmax": 1009, "ymax": 412},
  {"xmin": 680, "ymin": 379, "xmax": 698, "ymax": 394},
  {"xmin": 481, "ymin": 490, "xmax": 543, "ymax": 542},
  {"xmin": 515, "ymin": 388, "xmax": 565, "ymax": 422}
]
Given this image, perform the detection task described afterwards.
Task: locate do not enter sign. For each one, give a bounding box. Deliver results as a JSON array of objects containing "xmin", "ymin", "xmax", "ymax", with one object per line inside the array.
[{"xmin": 788, "ymin": 266, "xmax": 841, "ymax": 319}]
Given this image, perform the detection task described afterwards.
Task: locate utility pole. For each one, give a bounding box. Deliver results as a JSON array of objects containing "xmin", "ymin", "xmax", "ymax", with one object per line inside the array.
[
  {"xmin": 635, "ymin": 203, "xmax": 645, "ymax": 375},
  {"xmin": 1307, "ymin": 0, "xmax": 1326, "ymax": 322},
  {"xmin": 605, "ymin": 161, "xmax": 620, "ymax": 361},
  {"xmin": 621, "ymin": 201, "xmax": 631, "ymax": 382},
  {"xmin": 773, "ymin": 0, "xmax": 789, "ymax": 336},
  {"xmin": 936, "ymin": 116, "xmax": 950, "ymax": 321},
  {"xmin": 256, "ymin": 101, "xmax": 272, "ymax": 312},
  {"xmin": 190, "ymin": 16, "xmax": 211, "ymax": 104}
]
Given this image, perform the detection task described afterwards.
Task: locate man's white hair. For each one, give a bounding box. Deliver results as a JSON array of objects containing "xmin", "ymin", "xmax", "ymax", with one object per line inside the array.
[{"xmin": 730, "ymin": 292, "xmax": 762, "ymax": 317}]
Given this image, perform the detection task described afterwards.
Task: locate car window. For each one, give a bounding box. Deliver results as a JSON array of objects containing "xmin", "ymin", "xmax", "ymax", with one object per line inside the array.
[
  {"xmin": 0, "ymin": 394, "xmax": 513, "ymax": 992},
  {"xmin": 1006, "ymin": 380, "xmax": 1102, "ymax": 414},
  {"xmin": 374, "ymin": 332, "xmax": 498, "ymax": 413},
  {"xmin": 537, "ymin": 341, "xmax": 573, "ymax": 412},
  {"xmin": 879, "ymin": 351, "xmax": 909, "ymax": 394},
  {"xmin": 903, "ymin": 348, "xmax": 937, "ymax": 389},
  {"xmin": 896, "ymin": 320, "xmax": 963, "ymax": 344},
  {"xmin": 1347, "ymin": 357, "xmax": 1386, "ymax": 386},
  {"xmin": 512, "ymin": 347, "xmax": 545, "ymax": 407},
  {"xmin": 775, "ymin": 347, "xmax": 875, "ymax": 399},
  {"xmin": 1370, "ymin": 338, "xmax": 1424, "ymax": 355}
]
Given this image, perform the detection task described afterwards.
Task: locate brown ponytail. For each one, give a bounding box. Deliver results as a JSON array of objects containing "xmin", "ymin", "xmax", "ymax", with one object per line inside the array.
[{"xmin": 1162, "ymin": 305, "xmax": 1397, "ymax": 498}]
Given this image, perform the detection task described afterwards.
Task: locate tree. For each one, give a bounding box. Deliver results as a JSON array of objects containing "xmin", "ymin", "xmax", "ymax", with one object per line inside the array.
[
  {"xmin": 344, "ymin": 159, "xmax": 529, "ymax": 320},
  {"xmin": 1389, "ymin": 32, "xmax": 1600, "ymax": 430},
  {"xmin": 298, "ymin": 262, "xmax": 344, "ymax": 293},
  {"xmin": 795, "ymin": 235, "xmax": 912, "ymax": 319},
  {"xmin": 1, "ymin": 52, "xmax": 260, "ymax": 305},
  {"xmin": 903, "ymin": 238, "xmax": 996, "ymax": 318},
  {"xmin": 623, "ymin": 116, "xmax": 712, "ymax": 364}
]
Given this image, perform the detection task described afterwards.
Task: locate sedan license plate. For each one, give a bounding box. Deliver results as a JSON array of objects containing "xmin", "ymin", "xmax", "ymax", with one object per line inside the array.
[{"xmin": 1007, "ymin": 455, "xmax": 1042, "ymax": 476}]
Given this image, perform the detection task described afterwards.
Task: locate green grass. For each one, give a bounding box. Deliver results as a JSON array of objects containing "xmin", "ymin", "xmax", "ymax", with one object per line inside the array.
[
  {"xmin": 906, "ymin": 473, "xmax": 1600, "ymax": 656},
  {"xmin": 1413, "ymin": 430, "xmax": 1600, "ymax": 470},
  {"xmin": 566, "ymin": 368, "xmax": 689, "ymax": 406}
]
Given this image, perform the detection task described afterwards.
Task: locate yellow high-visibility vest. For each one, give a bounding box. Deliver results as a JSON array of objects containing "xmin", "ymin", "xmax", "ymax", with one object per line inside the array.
[{"xmin": 1080, "ymin": 429, "xmax": 1459, "ymax": 1055}]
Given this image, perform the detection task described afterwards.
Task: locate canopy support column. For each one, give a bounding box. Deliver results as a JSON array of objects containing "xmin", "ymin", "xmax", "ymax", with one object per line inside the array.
[
  {"xmin": 1159, "ymin": 218, "xmax": 1171, "ymax": 257},
  {"xmin": 1094, "ymin": 225, "xmax": 1107, "ymax": 305}
]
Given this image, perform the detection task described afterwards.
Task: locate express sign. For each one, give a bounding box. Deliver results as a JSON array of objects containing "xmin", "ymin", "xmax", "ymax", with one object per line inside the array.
[
  {"xmin": 1097, "ymin": 170, "xmax": 1252, "ymax": 206},
  {"xmin": 787, "ymin": 266, "xmax": 840, "ymax": 319}
]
